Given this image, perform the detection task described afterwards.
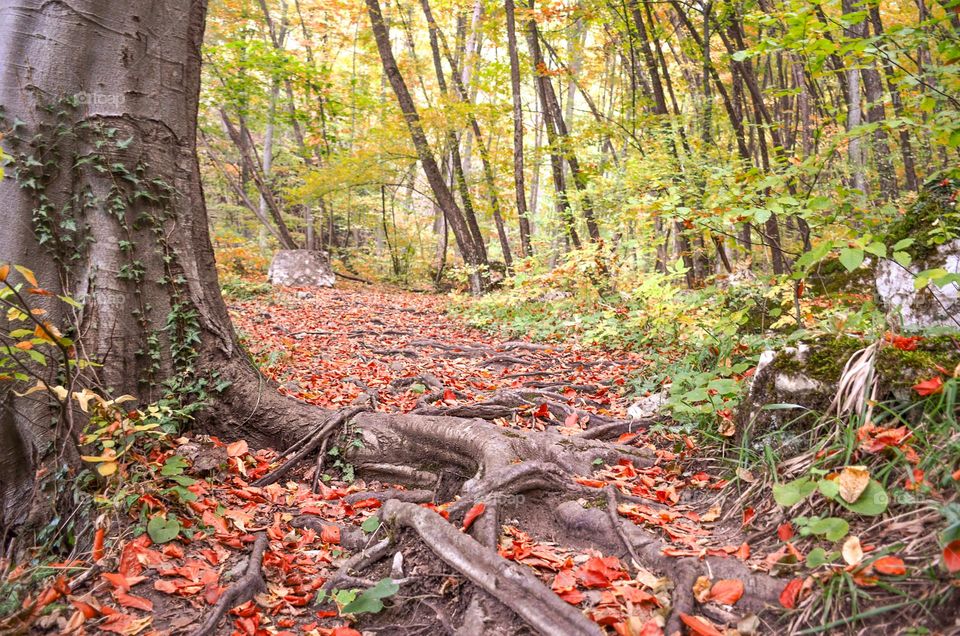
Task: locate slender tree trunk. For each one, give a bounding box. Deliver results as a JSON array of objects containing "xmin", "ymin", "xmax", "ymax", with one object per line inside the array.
[
  {"xmin": 505, "ymin": 0, "xmax": 534, "ymax": 257},
  {"xmin": 842, "ymin": 0, "xmax": 868, "ymax": 195},
  {"xmin": 365, "ymin": 0, "xmax": 487, "ymax": 293},
  {"xmin": 869, "ymin": 5, "xmax": 919, "ymax": 192}
]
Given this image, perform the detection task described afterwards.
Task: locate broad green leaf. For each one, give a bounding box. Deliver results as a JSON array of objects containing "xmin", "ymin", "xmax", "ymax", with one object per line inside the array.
[
  {"xmin": 892, "ymin": 238, "xmax": 915, "ymax": 251},
  {"xmin": 773, "ymin": 478, "xmax": 817, "ymax": 507},
  {"xmin": 147, "ymin": 514, "xmax": 181, "ymax": 544},
  {"xmin": 361, "ymin": 516, "xmax": 381, "ymax": 533},
  {"xmin": 839, "ymin": 479, "xmax": 889, "ymax": 516},
  {"xmin": 807, "ymin": 517, "xmax": 849, "ymax": 541},
  {"xmin": 838, "ymin": 248, "xmax": 865, "ymax": 272},
  {"xmin": 893, "ymin": 251, "xmax": 912, "ymax": 267},
  {"xmin": 161, "ymin": 455, "xmax": 189, "ymax": 476}
]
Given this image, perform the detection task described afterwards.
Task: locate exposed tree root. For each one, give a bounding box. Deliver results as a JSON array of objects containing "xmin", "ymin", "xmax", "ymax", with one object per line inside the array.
[
  {"xmin": 190, "ymin": 533, "xmax": 268, "ymax": 636},
  {"xmin": 253, "ymin": 404, "xmax": 367, "ymax": 487},
  {"xmin": 381, "ymin": 500, "xmax": 601, "ymax": 636}
]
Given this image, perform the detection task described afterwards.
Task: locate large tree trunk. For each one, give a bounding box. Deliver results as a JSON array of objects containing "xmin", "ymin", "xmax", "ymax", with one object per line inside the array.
[{"xmin": 0, "ymin": 0, "xmax": 314, "ymax": 529}]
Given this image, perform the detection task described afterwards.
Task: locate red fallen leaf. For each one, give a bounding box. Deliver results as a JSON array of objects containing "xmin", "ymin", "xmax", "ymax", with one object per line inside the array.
[
  {"xmin": 616, "ymin": 432, "xmax": 638, "ymax": 444},
  {"xmin": 564, "ymin": 411, "xmax": 580, "ymax": 428},
  {"xmin": 576, "ymin": 556, "xmax": 626, "ymax": 588},
  {"xmin": 162, "ymin": 543, "xmax": 184, "ymax": 559},
  {"xmin": 320, "ymin": 525, "xmax": 341, "ymax": 545},
  {"xmin": 533, "ymin": 402, "xmax": 550, "ymax": 418},
  {"xmin": 742, "ymin": 507, "xmax": 756, "ymax": 526},
  {"xmin": 556, "ymin": 587, "xmax": 584, "ymax": 604},
  {"xmin": 778, "ymin": 522, "xmax": 795, "ymax": 541},
  {"xmin": 70, "ymin": 598, "xmax": 101, "ymax": 620},
  {"xmin": 102, "ymin": 572, "xmax": 147, "ymax": 592},
  {"xmin": 420, "ymin": 503, "xmax": 450, "ymax": 520},
  {"xmin": 99, "ymin": 613, "xmax": 143, "ymax": 634},
  {"xmin": 331, "ymin": 627, "xmax": 363, "ymax": 636},
  {"xmin": 350, "ymin": 498, "xmax": 382, "ymax": 510},
  {"xmin": 913, "ymin": 377, "xmax": 944, "ymax": 396},
  {"xmin": 734, "ymin": 542, "xmax": 750, "ymax": 560},
  {"xmin": 679, "ymin": 613, "xmax": 723, "ymax": 636},
  {"xmin": 462, "ymin": 503, "xmax": 486, "ymax": 531},
  {"xmin": 154, "ymin": 579, "xmax": 179, "ymax": 594},
  {"xmin": 227, "ymin": 440, "xmax": 249, "ymax": 457},
  {"xmin": 442, "ymin": 388, "xmax": 457, "ymax": 402},
  {"xmin": 114, "ymin": 590, "xmax": 153, "ymax": 612},
  {"xmin": 708, "ymin": 579, "xmax": 744, "ymax": 605},
  {"xmin": 944, "ymin": 541, "xmax": 960, "ymax": 573},
  {"xmin": 315, "ymin": 610, "xmax": 339, "ymax": 619},
  {"xmin": 780, "ymin": 577, "xmax": 804, "ymax": 609}
]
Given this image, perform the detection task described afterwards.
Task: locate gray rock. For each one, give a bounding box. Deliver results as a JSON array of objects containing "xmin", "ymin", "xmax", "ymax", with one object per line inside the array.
[
  {"xmin": 627, "ymin": 391, "xmax": 668, "ymax": 420},
  {"xmin": 875, "ymin": 239, "xmax": 960, "ymax": 329},
  {"xmin": 268, "ymin": 249, "xmax": 335, "ymax": 288}
]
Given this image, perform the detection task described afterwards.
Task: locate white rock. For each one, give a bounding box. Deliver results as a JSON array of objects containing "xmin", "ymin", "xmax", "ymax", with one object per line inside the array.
[
  {"xmin": 875, "ymin": 239, "xmax": 960, "ymax": 329},
  {"xmin": 268, "ymin": 249, "xmax": 335, "ymax": 288},
  {"xmin": 628, "ymin": 391, "xmax": 667, "ymax": 420}
]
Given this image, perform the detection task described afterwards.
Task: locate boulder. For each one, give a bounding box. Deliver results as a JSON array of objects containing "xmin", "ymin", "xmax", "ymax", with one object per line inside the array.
[
  {"xmin": 875, "ymin": 177, "xmax": 960, "ymax": 330},
  {"xmin": 875, "ymin": 239, "xmax": 960, "ymax": 329},
  {"xmin": 268, "ymin": 250, "xmax": 335, "ymax": 288},
  {"xmin": 738, "ymin": 334, "xmax": 960, "ymax": 445}
]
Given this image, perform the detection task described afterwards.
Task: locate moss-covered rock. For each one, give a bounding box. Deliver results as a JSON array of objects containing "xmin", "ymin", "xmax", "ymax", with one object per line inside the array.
[{"xmin": 737, "ymin": 333, "xmax": 960, "ymax": 443}]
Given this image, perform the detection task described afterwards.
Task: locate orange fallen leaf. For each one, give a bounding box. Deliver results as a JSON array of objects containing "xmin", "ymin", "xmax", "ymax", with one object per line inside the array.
[
  {"xmin": 679, "ymin": 613, "xmax": 723, "ymax": 636},
  {"xmin": 872, "ymin": 556, "xmax": 906, "ymax": 576},
  {"xmin": 92, "ymin": 527, "xmax": 106, "ymax": 562},
  {"xmin": 227, "ymin": 439, "xmax": 249, "ymax": 458},
  {"xmin": 709, "ymin": 579, "xmax": 744, "ymax": 605},
  {"xmin": 115, "ymin": 590, "xmax": 153, "ymax": 612},
  {"xmin": 777, "ymin": 522, "xmax": 794, "ymax": 542},
  {"xmin": 321, "ymin": 524, "xmax": 341, "ymax": 545}
]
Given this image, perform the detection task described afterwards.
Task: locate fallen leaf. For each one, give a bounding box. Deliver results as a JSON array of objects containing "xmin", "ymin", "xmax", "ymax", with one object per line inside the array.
[
  {"xmin": 679, "ymin": 613, "xmax": 723, "ymax": 636},
  {"xmin": 742, "ymin": 507, "xmax": 756, "ymax": 526},
  {"xmin": 943, "ymin": 540, "xmax": 960, "ymax": 573},
  {"xmin": 872, "ymin": 556, "xmax": 906, "ymax": 576},
  {"xmin": 838, "ymin": 466, "xmax": 870, "ymax": 503},
  {"xmin": 780, "ymin": 577, "xmax": 804, "ymax": 609},
  {"xmin": 692, "ymin": 575, "xmax": 712, "ymax": 603},
  {"xmin": 115, "ymin": 590, "xmax": 153, "ymax": 612},
  {"xmin": 913, "ymin": 377, "xmax": 943, "ymax": 396},
  {"xmin": 462, "ymin": 503, "xmax": 486, "ymax": 531},
  {"xmin": 709, "ymin": 579, "xmax": 744, "ymax": 605},
  {"xmin": 842, "ymin": 536, "xmax": 864, "ymax": 566},
  {"xmin": 227, "ymin": 440, "xmax": 249, "ymax": 457},
  {"xmin": 777, "ymin": 522, "xmax": 795, "ymax": 542},
  {"xmin": 320, "ymin": 524, "xmax": 341, "ymax": 545}
]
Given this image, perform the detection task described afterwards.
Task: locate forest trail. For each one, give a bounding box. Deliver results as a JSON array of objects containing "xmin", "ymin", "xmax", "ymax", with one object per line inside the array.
[
  {"xmin": 47, "ymin": 285, "xmax": 788, "ymax": 636},
  {"xmin": 229, "ymin": 282, "xmax": 648, "ymax": 421}
]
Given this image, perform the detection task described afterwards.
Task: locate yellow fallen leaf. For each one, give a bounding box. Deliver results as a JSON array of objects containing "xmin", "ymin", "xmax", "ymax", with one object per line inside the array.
[
  {"xmin": 842, "ymin": 535, "xmax": 863, "ymax": 566},
  {"xmin": 839, "ymin": 466, "xmax": 870, "ymax": 503},
  {"xmin": 98, "ymin": 462, "xmax": 118, "ymax": 477},
  {"xmin": 692, "ymin": 575, "xmax": 712, "ymax": 603}
]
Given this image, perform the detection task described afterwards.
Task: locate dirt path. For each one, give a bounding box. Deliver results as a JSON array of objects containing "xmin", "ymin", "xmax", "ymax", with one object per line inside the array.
[{"xmin": 55, "ymin": 284, "xmax": 787, "ymax": 636}]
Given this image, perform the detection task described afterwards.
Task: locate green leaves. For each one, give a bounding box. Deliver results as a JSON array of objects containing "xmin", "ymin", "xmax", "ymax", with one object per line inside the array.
[
  {"xmin": 147, "ymin": 514, "xmax": 181, "ymax": 544},
  {"xmin": 773, "ymin": 478, "xmax": 818, "ymax": 507},
  {"xmin": 361, "ymin": 516, "xmax": 381, "ymax": 533},
  {"xmin": 838, "ymin": 248, "xmax": 865, "ymax": 272},
  {"xmin": 774, "ymin": 476, "xmax": 888, "ymax": 516},
  {"xmin": 318, "ymin": 577, "xmax": 400, "ymax": 615}
]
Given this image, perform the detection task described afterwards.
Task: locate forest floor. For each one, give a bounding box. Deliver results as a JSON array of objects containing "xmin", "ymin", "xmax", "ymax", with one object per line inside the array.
[{"xmin": 21, "ymin": 283, "xmax": 957, "ymax": 636}]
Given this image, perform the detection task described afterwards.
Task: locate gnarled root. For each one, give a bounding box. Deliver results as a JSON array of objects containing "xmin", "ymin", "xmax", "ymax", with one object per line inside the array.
[
  {"xmin": 190, "ymin": 533, "xmax": 268, "ymax": 636},
  {"xmin": 381, "ymin": 500, "xmax": 601, "ymax": 636}
]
